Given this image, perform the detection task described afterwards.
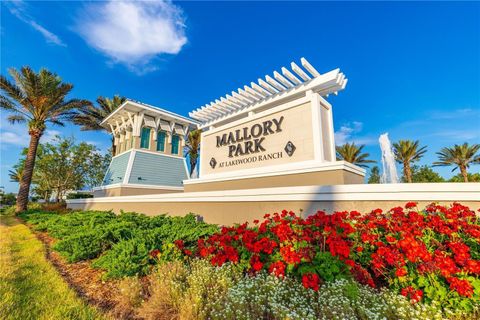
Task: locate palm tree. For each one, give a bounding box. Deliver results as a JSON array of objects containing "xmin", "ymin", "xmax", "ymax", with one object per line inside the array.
[
  {"xmin": 184, "ymin": 129, "xmax": 202, "ymax": 176},
  {"xmin": 0, "ymin": 67, "xmax": 91, "ymax": 213},
  {"xmin": 392, "ymin": 140, "xmax": 427, "ymax": 183},
  {"xmin": 433, "ymin": 143, "xmax": 480, "ymax": 182},
  {"xmin": 336, "ymin": 142, "xmax": 376, "ymax": 168},
  {"xmin": 9, "ymin": 164, "xmax": 24, "ymax": 183},
  {"xmin": 72, "ymin": 95, "xmax": 126, "ymax": 154}
]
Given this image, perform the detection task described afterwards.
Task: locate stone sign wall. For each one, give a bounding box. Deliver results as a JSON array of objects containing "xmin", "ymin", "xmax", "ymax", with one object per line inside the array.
[{"xmin": 200, "ymin": 102, "xmax": 314, "ymax": 175}]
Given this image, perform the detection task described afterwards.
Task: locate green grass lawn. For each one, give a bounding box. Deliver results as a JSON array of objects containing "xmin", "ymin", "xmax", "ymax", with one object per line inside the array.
[{"xmin": 0, "ymin": 215, "xmax": 104, "ymax": 320}]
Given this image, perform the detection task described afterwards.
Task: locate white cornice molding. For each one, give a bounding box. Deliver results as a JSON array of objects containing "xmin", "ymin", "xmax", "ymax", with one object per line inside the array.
[
  {"xmin": 93, "ymin": 183, "xmax": 184, "ymax": 191},
  {"xmin": 101, "ymin": 100, "xmax": 198, "ymax": 133},
  {"xmin": 69, "ymin": 183, "xmax": 480, "ymax": 204}
]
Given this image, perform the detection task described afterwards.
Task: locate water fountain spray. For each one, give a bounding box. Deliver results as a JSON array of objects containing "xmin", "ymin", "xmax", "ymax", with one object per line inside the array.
[{"xmin": 379, "ymin": 133, "xmax": 399, "ymax": 183}]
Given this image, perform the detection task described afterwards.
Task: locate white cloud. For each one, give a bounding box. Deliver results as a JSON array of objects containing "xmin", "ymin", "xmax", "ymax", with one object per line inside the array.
[
  {"xmin": 0, "ymin": 120, "xmax": 61, "ymax": 149},
  {"xmin": 75, "ymin": 0, "xmax": 187, "ymax": 73},
  {"xmin": 335, "ymin": 121, "xmax": 360, "ymax": 144},
  {"xmin": 334, "ymin": 121, "xmax": 377, "ymax": 146},
  {"xmin": 5, "ymin": 0, "xmax": 66, "ymax": 46}
]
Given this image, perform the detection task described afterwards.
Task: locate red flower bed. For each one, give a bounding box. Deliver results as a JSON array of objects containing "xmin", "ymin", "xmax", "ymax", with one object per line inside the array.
[{"xmin": 180, "ymin": 203, "xmax": 480, "ymax": 311}]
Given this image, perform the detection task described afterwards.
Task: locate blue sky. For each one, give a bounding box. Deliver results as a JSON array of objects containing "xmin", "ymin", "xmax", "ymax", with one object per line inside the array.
[{"xmin": 1, "ymin": 1, "xmax": 479, "ymax": 193}]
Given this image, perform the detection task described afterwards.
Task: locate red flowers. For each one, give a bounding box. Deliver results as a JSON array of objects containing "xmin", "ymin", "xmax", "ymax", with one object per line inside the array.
[
  {"xmin": 250, "ymin": 255, "xmax": 263, "ymax": 272},
  {"xmin": 280, "ymin": 246, "xmax": 302, "ymax": 265},
  {"xmin": 149, "ymin": 249, "xmax": 160, "ymax": 258},
  {"xmin": 401, "ymin": 286, "xmax": 423, "ymax": 303},
  {"xmin": 447, "ymin": 277, "xmax": 474, "ymax": 297},
  {"xmin": 395, "ymin": 267, "xmax": 408, "ymax": 277},
  {"xmin": 405, "ymin": 202, "xmax": 417, "ymax": 209},
  {"xmin": 183, "ymin": 202, "xmax": 479, "ymax": 300},
  {"xmin": 174, "ymin": 239, "xmax": 185, "ymax": 250},
  {"xmin": 302, "ymin": 273, "xmax": 320, "ymax": 291},
  {"xmin": 269, "ymin": 261, "xmax": 286, "ymax": 278}
]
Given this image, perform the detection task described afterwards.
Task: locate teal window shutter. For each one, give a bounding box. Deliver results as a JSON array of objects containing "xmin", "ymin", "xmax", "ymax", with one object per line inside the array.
[
  {"xmin": 140, "ymin": 127, "xmax": 151, "ymax": 149},
  {"xmin": 171, "ymin": 135, "xmax": 180, "ymax": 154},
  {"xmin": 157, "ymin": 131, "xmax": 166, "ymax": 152}
]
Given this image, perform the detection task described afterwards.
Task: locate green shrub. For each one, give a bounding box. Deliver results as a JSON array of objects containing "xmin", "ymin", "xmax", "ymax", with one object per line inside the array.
[
  {"xmin": 92, "ymin": 236, "xmax": 154, "ymax": 278},
  {"xmin": 20, "ymin": 210, "xmax": 219, "ymax": 278},
  {"xmin": 54, "ymin": 231, "xmax": 107, "ymax": 262}
]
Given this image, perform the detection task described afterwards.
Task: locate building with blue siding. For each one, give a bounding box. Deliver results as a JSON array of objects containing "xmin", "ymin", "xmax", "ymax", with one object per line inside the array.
[{"xmin": 94, "ymin": 99, "xmax": 198, "ymax": 197}]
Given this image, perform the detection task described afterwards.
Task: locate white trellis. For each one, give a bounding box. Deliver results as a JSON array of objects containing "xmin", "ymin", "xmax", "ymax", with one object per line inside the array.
[{"xmin": 189, "ymin": 58, "xmax": 348, "ymax": 128}]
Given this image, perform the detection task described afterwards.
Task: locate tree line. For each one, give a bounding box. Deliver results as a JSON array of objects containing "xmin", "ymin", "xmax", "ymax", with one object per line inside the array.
[{"xmin": 336, "ymin": 141, "xmax": 480, "ymax": 183}]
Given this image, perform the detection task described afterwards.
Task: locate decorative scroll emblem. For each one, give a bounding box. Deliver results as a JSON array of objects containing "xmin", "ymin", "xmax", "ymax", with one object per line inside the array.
[
  {"xmin": 209, "ymin": 157, "xmax": 217, "ymax": 169},
  {"xmin": 284, "ymin": 141, "xmax": 296, "ymax": 157}
]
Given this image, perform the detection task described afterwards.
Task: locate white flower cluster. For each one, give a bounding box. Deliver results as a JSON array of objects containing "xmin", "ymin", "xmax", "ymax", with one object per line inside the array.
[
  {"xmin": 142, "ymin": 260, "xmax": 473, "ymax": 320},
  {"xmin": 209, "ymin": 272, "xmax": 317, "ymax": 320},
  {"xmin": 207, "ymin": 274, "xmax": 448, "ymax": 320}
]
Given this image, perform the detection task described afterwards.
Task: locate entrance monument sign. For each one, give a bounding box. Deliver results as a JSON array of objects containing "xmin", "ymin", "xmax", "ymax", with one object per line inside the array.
[{"xmin": 184, "ymin": 58, "xmax": 364, "ymax": 191}]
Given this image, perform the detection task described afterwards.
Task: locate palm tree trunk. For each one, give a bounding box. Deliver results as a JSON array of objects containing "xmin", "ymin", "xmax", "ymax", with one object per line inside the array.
[
  {"xmin": 460, "ymin": 165, "xmax": 468, "ymax": 182},
  {"xmin": 16, "ymin": 132, "xmax": 41, "ymax": 213},
  {"xmin": 189, "ymin": 156, "xmax": 197, "ymax": 176},
  {"xmin": 404, "ymin": 163, "xmax": 412, "ymax": 183}
]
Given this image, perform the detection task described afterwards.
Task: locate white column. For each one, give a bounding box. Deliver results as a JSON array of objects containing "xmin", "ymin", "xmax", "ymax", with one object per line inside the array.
[
  {"xmin": 133, "ymin": 113, "xmax": 144, "ymax": 137},
  {"xmin": 319, "ymin": 96, "xmax": 335, "ymax": 162},
  {"xmin": 309, "ymin": 90, "xmax": 325, "ymax": 162},
  {"xmin": 199, "ymin": 131, "xmax": 206, "ymax": 178}
]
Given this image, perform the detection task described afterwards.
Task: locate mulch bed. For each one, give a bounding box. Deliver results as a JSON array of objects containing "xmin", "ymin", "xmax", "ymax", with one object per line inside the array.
[
  {"xmin": 36, "ymin": 232, "xmax": 121, "ymax": 311},
  {"xmin": 31, "ymin": 227, "xmax": 151, "ymax": 319}
]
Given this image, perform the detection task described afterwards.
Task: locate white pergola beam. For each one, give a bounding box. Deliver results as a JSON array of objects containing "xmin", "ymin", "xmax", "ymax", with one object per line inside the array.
[
  {"xmin": 193, "ymin": 106, "xmax": 217, "ymax": 120},
  {"xmin": 258, "ymin": 78, "xmax": 278, "ymax": 94},
  {"xmin": 291, "ymin": 62, "xmax": 311, "ymax": 81},
  {"xmin": 214, "ymin": 99, "xmax": 234, "ymax": 113},
  {"xmin": 266, "ymin": 75, "xmax": 286, "ymax": 91},
  {"xmin": 226, "ymin": 93, "xmax": 247, "ymax": 107},
  {"xmin": 205, "ymin": 103, "xmax": 225, "ymax": 116},
  {"xmin": 238, "ymin": 88, "xmax": 258, "ymax": 102},
  {"xmin": 211, "ymin": 101, "xmax": 230, "ymax": 113},
  {"xmin": 301, "ymin": 57, "xmax": 321, "ymax": 77},
  {"xmin": 250, "ymin": 82, "xmax": 270, "ymax": 97},
  {"xmin": 273, "ymin": 71, "xmax": 294, "ymax": 88},
  {"xmin": 221, "ymin": 97, "xmax": 242, "ymax": 110},
  {"xmin": 244, "ymin": 85, "xmax": 264, "ymax": 99},
  {"xmin": 282, "ymin": 67, "xmax": 302, "ymax": 85}
]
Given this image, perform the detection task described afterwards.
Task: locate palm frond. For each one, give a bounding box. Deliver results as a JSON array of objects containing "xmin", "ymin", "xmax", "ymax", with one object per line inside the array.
[
  {"xmin": 336, "ymin": 142, "xmax": 375, "ymax": 168},
  {"xmin": 0, "ymin": 74, "xmax": 25, "ymax": 106},
  {"xmin": 7, "ymin": 114, "xmax": 26, "ymax": 124},
  {"xmin": 71, "ymin": 95, "xmax": 125, "ymax": 132},
  {"xmin": 433, "ymin": 143, "xmax": 480, "ymax": 171}
]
